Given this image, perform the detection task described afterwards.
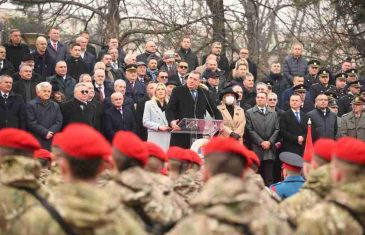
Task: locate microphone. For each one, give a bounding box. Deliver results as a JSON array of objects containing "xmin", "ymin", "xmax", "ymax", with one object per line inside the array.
[{"xmin": 201, "ymin": 87, "xmax": 215, "ymax": 119}]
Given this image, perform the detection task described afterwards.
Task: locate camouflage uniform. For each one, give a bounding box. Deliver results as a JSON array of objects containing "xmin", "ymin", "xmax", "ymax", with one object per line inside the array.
[
  {"xmin": 0, "ymin": 155, "xmax": 49, "ymax": 234},
  {"xmin": 294, "ymin": 176, "xmax": 365, "ymax": 235},
  {"xmin": 167, "ymin": 174, "xmax": 292, "ymax": 235},
  {"xmin": 104, "ymin": 166, "xmax": 189, "ymax": 233},
  {"xmin": 279, "ymin": 164, "xmax": 332, "ymax": 225},
  {"xmin": 173, "ymin": 169, "xmax": 203, "ymax": 202},
  {"xmin": 39, "ymin": 163, "xmax": 63, "ymax": 188},
  {"xmin": 9, "ymin": 181, "xmax": 147, "ymax": 235}
]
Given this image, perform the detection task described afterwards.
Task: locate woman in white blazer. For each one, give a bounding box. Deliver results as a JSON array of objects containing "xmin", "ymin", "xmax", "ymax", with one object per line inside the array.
[{"xmin": 143, "ymin": 83, "xmax": 171, "ymax": 151}]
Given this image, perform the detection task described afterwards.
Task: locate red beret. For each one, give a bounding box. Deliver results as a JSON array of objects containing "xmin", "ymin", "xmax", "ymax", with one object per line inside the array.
[
  {"xmin": 167, "ymin": 146, "xmax": 191, "ymax": 162},
  {"xmin": 56, "ymin": 123, "xmax": 111, "ymax": 160},
  {"xmin": 334, "ymin": 137, "xmax": 365, "ymax": 165},
  {"xmin": 146, "ymin": 142, "xmax": 167, "ymax": 162},
  {"xmin": 247, "ymin": 150, "xmax": 260, "ymax": 167},
  {"xmin": 203, "ymin": 136, "xmax": 250, "ymax": 163},
  {"xmin": 186, "ymin": 149, "xmax": 202, "ymax": 166},
  {"xmin": 0, "ymin": 128, "xmax": 41, "ymax": 152},
  {"xmin": 313, "ymin": 138, "xmax": 336, "ymax": 162},
  {"xmin": 113, "ymin": 131, "xmax": 149, "ymax": 165},
  {"xmin": 34, "ymin": 149, "xmax": 53, "ymax": 161}
]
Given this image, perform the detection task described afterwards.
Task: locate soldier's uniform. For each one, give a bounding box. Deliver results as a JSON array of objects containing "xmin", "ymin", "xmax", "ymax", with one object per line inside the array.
[
  {"xmin": 304, "ymin": 60, "xmax": 320, "ymax": 88},
  {"xmin": 173, "ymin": 169, "xmax": 203, "ymax": 202},
  {"xmin": 309, "ymin": 69, "xmax": 335, "ymax": 102},
  {"xmin": 331, "ymin": 72, "xmax": 347, "ymax": 99},
  {"xmin": 340, "ymin": 96, "xmax": 365, "ymax": 141},
  {"xmin": 338, "ymin": 81, "xmax": 362, "ymax": 116},
  {"xmin": 270, "ymin": 152, "xmax": 305, "ymax": 200},
  {"xmin": 294, "ymin": 137, "xmax": 365, "ymax": 235}
]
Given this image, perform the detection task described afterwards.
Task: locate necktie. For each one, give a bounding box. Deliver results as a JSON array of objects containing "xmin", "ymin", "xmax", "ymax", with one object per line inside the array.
[
  {"xmin": 260, "ymin": 108, "xmax": 265, "ymax": 114},
  {"xmin": 98, "ymin": 86, "xmax": 104, "ymax": 102},
  {"xmin": 0, "ymin": 61, "xmax": 3, "ymax": 70},
  {"xmin": 295, "ymin": 111, "xmax": 301, "ymax": 123},
  {"xmin": 3, "ymin": 94, "xmax": 8, "ymax": 103},
  {"xmin": 52, "ymin": 42, "xmax": 57, "ymax": 51},
  {"xmin": 191, "ymin": 90, "xmax": 197, "ymax": 101}
]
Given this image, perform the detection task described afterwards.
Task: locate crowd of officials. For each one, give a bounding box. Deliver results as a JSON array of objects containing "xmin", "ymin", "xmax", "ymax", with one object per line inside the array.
[{"xmin": 0, "ymin": 27, "xmax": 364, "ymax": 234}]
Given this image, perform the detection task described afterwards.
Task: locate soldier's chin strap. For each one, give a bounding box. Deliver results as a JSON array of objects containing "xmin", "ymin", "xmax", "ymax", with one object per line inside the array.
[{"xmin": 18, "ymin": 187, "xmax": 78, "ymax": 235}]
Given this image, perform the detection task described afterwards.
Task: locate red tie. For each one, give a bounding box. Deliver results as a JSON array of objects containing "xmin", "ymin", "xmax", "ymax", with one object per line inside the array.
[{"xmin": 53, "ymin": 42, "xmax": 57, "ymax": 51}]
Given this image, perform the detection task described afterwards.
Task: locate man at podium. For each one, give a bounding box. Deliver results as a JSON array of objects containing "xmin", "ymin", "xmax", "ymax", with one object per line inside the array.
[{"xmin": 166, "ymin": 71, "xmax": 222, "ymax": 148}]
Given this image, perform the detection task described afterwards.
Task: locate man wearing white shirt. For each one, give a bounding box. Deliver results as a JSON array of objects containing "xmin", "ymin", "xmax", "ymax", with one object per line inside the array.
[{"xmin": 92, "ymin": 69, "xmax": 113, "ymax": 102}]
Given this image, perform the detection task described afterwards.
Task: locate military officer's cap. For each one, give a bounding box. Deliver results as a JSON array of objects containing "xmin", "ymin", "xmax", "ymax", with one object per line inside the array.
[
  {"xmin": 113, "ymin": 131, "xmax": 149, "ymax": 165},
  {"xmin": 313, "ymin": 139, "xmax": 336, "ymax": 162},
  {"xmin": 351, "ymin": 96, "xmax": 365, "ymax": 105},
  {"xmin": 165, "ymin": 80, "xmax": 178, "ymax": 87},
  {"xmin": 324, "ymin": 90, "xmax": 338, "ymax": 100},
  {"xmin": 34, "ymin": 149, "xmax": 53, "ymax": 161},
  {"xmin": 55, "ymin": 123, "xmax": 111, "ymax": 160},
  {"xmin": 328, "ymin": 99, "xmax": 338, "ymax": 108},
  {"xmin": 145, "ymin": 142, "xmax": 167, "ymax": 162},
  {"xmin": 348, "ymin": 80, "xmax": 361, "ymax": 88},
  {"xmin": 279, "ymin": 152, "xmax": 303, "ymax": 171},
  {"xmin": 293, "ymin": 84, "xmax": 307, "ymax": 92},
  {"xmin": 307, "ymin": 59, "xmax": 320, "ymax": 67},
  {"xmin": 335, "ymin": 72, "xmax": 347, "ymax": 80},
  {"xmin": 334, "ymin": 137, "xmax": 365, "ymax": 165},
  {"xmin": 203, "ymin": 136, "xmax": 251, "ymax": 165},
  {"xmin": 186, "ymin": 149, "xmax": 202, "ymax": 166},
  {"xmin": 0, "ymin": 128, "xmax": 41, "ymax": 152},
  {"xmin": 346, "ymin": 68, "xmax": 358, "ymax": 75},
  {"xmin": 125, "ymin": 64, "xmax": 138, "ymax": 72},
  {"xmin": 167, "ymin": 146, "xmax": 191, "ymax": 162},
  {"xmin": 318, "ymin": 69, "xmax": 331, "ymax": 77}
]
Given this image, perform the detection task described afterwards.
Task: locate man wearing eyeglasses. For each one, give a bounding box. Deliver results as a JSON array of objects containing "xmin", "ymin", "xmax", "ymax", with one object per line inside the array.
[
  {"xmin": 168, "ymin": 61, "xmax": 189, "ymax": 86},
  {"xmin": 307, "ymin": 94, "xmax": 337, "ymax": 141},
  {"xmin": 60, "ymin": 82, "xmax": 97, "ymax": 128}
]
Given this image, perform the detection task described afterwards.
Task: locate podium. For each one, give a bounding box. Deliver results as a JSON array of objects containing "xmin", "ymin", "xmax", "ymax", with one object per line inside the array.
[{"xmin": 172, "ymin": 118, "xmax": 226, "ymax": 146}]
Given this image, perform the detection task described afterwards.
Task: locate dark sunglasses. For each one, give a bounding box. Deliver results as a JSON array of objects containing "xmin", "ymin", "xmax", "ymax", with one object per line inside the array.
[
  {"xmin": 81, "ymin": 90, "xmax": 89, "ymax": 94},
  {"xmin": 160, "ymin": 76, "xmax": 168, "ymax": 79},
  {"xmin": 179, "ymin": 66, "xmax": 188, "ymax": 69},
  {"xmin": 268, "ymin": 98, "xmax": 277, "ymax": 101}
]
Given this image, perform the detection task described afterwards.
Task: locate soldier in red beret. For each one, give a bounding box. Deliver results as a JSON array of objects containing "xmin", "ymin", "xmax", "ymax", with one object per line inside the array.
[
  {"xmin": 104, "ymin": 131, "xmax": 189, "ymax": 234},
  {"xmin": 145, "ymin": 142, "xmax": 167, "ymax": 174},
  {"xmin": 295, "ymin": 137, "xmax": 365, "ymax": 234},
  {"xmin": 8, "ymin": 124, "xmax": 146, "ymax": 235},
  {"xmin": 0, "ymin": 128, "xmax": 43, "ymax": 234},
  {"xmin": 169, "ymin": 136, "xmax": 292, "ymax": 235},
  {"xmin": 167, "ymin": 146, "xmax": 192, "ymax": 181}
]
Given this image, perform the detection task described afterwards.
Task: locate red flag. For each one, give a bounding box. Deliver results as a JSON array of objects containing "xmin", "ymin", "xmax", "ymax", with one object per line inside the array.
[{"xmin": 303, "ymin": 118, "xmax": 313, "ymax": 162}]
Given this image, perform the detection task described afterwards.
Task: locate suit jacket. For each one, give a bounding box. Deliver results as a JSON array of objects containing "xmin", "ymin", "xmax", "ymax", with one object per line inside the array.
[
  {"xmin": 166, "ymin": 85, "xmax": 222, "ymax": 148},
  {"xmin": 47, "ymin": 41, "xmax": 67, "ymax": 62},
  {"xmin": 125, "ymin": 80, "xmax": 146, "ymax": 104},
  {"xmin": 47, "ymin": 74, "xmax": 76, "ymax": 100},
  {"xmin": 245, "ymin": 106, "xmax": 280, "ymax": 161},
  {"xmin": 218, "ymin": 104, "xmax": 246, "ymax": 142},
  {"xmin": 168, "ymin": 72, "xmax": 185, "ymax": 86},
  {"xmin": 0, "ymin": 91, "xmax": 26, "ymax": 129},
  {"xmin": 0, "ymin": 59, "xmax": 14, "ymax": 76},
  {"xmin": 32, "ymin": 50, "xmax": 56, "ymax": 80},
  {"xmin": 104, "ymin": 106, "xmax": 135, "ymax": 141},
  {"xmin": 280, "ymin": 109, "xmax": 309, "ymax": 156},
  {"xmin": 103, "ymin": 95, "xmax": 134, "ymax": 112},
  {"xmin": 3, "ymin": 43, "xmax": 30, "ymax": 72},
  {"xmin": 82, "ymin": 51, "xmax": 96, "ymax": 72},
  {"xmin": 93, "ymin": 81, "xmax": 114, "ymax": 101},
  {"xmin": 65, "ymin": 56, "xmax": 89, "ymax": 82},
  {"xmin": 12, "ymin": 79, "xmax": 38, "ymax": 102}
]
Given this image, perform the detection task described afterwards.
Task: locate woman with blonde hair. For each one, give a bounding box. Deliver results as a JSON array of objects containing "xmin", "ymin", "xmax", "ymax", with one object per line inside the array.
[{"xmin": 143, "ymin": 83, "xmax": 171, "ymax": 151}]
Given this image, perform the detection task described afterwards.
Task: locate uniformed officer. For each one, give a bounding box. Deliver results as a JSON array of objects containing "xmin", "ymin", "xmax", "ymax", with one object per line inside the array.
[
  {"xmin": 9, "ymin": 123, "xmax": 147, "ymax": 235},
  {"xmin": 279, "ymin": 139, "xmax": 335, "ymax": 226},
  {"xmin": 304, "ymin": 59, "xmax": 320, "ymax": 88},
  {"xmin": 309, "ymin": 68, "xmax": 335, "ymax": 103},
  {"xmin": 293, "ymin": 84, "xmax": 314, "ymax": 113},
  {"xmin": 0, "ymin": 128, "xmax": 43, "ymax": 233},
  {"xmin": 331, "ymin": 72, "xmax": 347, "ymax": 99},
  {"xmin": 338, "ymin": 80, "xmax": 361, "ymax": 116},
  {"xmin": 294, "ymin": 137, "xmax": 365, "ymax": 235},
  {"xmin": 270, "ymin": 152, "xmax": 305, "ymax": 200},
  {"xmin": 340, "ymin": 96, "xmax": 365, "ymax": 141},
  {"xmin": 328, "ymin": 99, "xmax": 342, "ymax": 138},
  {"xmin": 167, "ymin": 136, "xmax": 292, "ymax": 235}
]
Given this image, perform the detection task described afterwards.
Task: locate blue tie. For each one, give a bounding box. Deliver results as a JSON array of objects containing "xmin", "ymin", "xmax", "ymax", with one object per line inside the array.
[
  {"xmin": 191, "ymin": 90, "xmax": 197, "ymax": 101},
  {"xmin": 295, "ymin": 111, "xmax": 301, "ymax": 123}
]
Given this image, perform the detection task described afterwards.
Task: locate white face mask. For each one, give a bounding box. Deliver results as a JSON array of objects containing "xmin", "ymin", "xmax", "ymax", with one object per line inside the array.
[{"xmin": 225, "ymin": 95, "xmax": 235, "ymax": 105}]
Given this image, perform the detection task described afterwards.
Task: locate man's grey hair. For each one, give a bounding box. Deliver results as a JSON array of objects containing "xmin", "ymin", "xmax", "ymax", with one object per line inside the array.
[
  {"xmin": 19, "ymin": 63, "xmax": 32, "ymax": 72},
  {"xmin": 0, "ymin": 75, "xmax": 12, "ymax": 83},
  {"xmin": 74, "ymin": 82, "xmax": 87, "ymax": 93},
  {"xmin": 36, "ymin": 82, "xmax": 52, "ymax": 91},
  {"xmin": 114, "ymin": 79, "xmax": 126, "ymax": 88},
  {"xmin": 79, "ymin": 73, "xmax": 92, "ymax": 83},
  {"xmin": 124, "ymin": 53, "xmax": 136, "ymax": 63}
]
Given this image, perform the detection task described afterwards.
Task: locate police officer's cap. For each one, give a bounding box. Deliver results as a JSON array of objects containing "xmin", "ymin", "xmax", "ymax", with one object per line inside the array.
[
  {"xmin": 318, "ymin": 69, "xmax": 331, "ymax": 77},
  {"xmin": 308, "ymin": 59, "xmax": 320, "ymax": 67},
  {"xmin": 279, "ymin": 152, "xmax": 303, "ymax": 168},
  {"xmin": 335, "ymin": 73, "xmax": 347, "ymax": 80}
]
